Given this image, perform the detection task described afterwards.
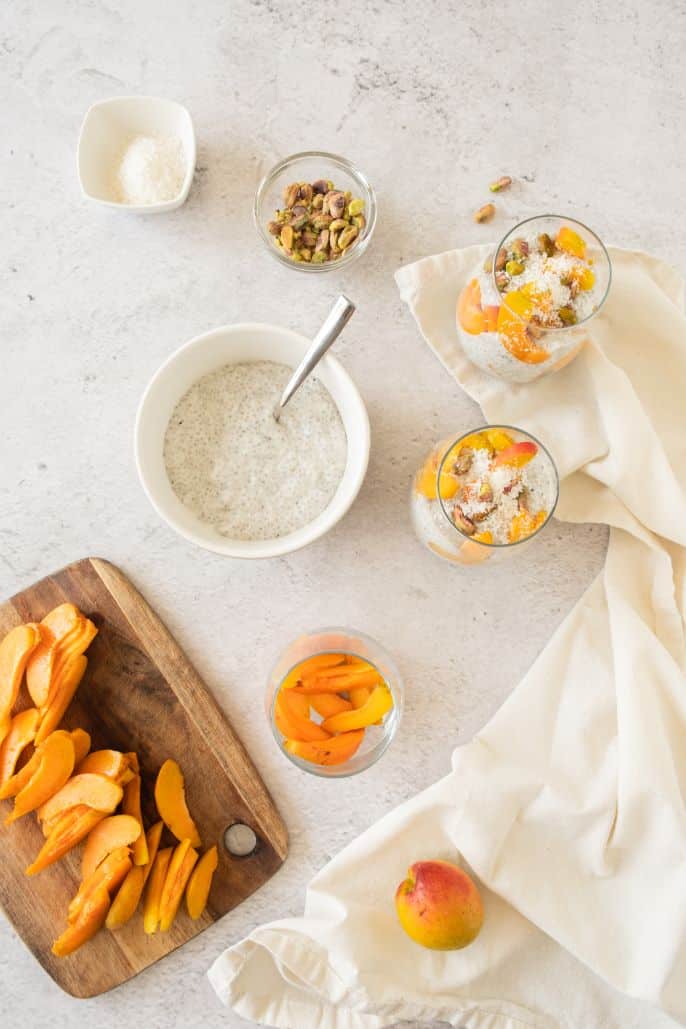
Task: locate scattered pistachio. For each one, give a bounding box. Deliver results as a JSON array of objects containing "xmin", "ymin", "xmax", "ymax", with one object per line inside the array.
[
  {"xmin": 558, "ymin": 306, "xmax": 577, "ymax": 325},
  {"xmin": 269, "ymin": 179, "xmax": 365, "ymax": 265},
  {"xmin": 495, "ymin": 270, "xmax": 508, "ymax": 291},
  {"xmin": 538, "ymin": 232, "xmax": 555, "ymax": 256},
  {"xmin": 489, "ymin": 175, "xmax": 512, "ymax": 193},
  {"xmin": 483, "ymin": 254, "xmax": 493, "ymax": 274},
  {"xmin": 495, "ymin": 247, "xmax": 507, "ymax": 271},
  {"xmin": 474, "ymin": 203, "xmax": 495, "ymax": 224},
  {"xmin": 511, "ymin": 238, "xmax": 529, "ymax": 259},
  {"xmin": 452, "ymin": 506, "xmax": 476, "ymax": 536},
  {"xmin": 453, "ymin": 447, "xmax": 474, "ymax": 476},
  {"xmin": 478, "ymin": 482, "xmax": 494, "ymax": 503}
]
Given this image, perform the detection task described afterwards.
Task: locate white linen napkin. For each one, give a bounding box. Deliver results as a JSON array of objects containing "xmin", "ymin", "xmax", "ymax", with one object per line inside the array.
[{"xmin": 209, "ymin": 246, "xmax": 686, "ymax": 1029}]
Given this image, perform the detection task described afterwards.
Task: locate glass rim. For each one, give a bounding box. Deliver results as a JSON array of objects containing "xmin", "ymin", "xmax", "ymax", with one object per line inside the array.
[
  {"xmin": 253, "ymin": 150, "xmax": 377, "ymax": 274},
  {"xmin": 436, "ymin": 424, "xmax": 560, "ymax": 549},
  {"xmin": 267, "ymin": 626, "xmax": 402, "ymax": 779},
  {"xmin": 491, "ymin": 213, "xmax": 613, "ymax": 331}
]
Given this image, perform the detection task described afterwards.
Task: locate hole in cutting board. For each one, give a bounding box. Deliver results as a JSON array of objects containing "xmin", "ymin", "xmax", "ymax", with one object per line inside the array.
[{"xmin": 224, "ymin": 822, "xmax": 258, "ymax": 857}]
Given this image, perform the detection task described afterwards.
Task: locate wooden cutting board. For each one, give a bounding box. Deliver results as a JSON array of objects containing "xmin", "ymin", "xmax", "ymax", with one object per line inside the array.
[{"xmin": 0, "ymin": 558, "xmax": 288, "ymax": 997}]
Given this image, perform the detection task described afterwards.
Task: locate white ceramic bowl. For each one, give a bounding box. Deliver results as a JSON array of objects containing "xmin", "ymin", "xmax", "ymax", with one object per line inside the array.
[
  {"xmin": 135, "ymin": 323, "xmax": 370, "ymax": 558},
  {"xmin": 77, "ymin": 95, "xmax": 196, "ymax": 212}
]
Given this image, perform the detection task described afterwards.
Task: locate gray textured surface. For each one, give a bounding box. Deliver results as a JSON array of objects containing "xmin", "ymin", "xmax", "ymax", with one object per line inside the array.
[{"xmin": 1, "ymin": 1, "xmax": 684, "ymax": 1027}]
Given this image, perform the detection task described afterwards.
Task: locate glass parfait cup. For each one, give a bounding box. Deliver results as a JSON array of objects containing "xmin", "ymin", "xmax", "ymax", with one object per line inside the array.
[
  {"xmin": 456, "ymin": 215, "xmax": 612, "ymax": 383},
  {"xmin": 410, "ymin": 425, "xmax": 559, "ymax": 566},
  {"xmin": 266, "ymin": 628, "xmax": 403, "ymax": 778}
]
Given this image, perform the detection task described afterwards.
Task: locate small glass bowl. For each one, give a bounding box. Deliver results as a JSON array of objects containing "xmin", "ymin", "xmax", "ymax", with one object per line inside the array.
[
  {"xmin": 410, "ymin": 424, "xmax": 560, "ymax": 566},
  {"xmin": 266, "ymin": 627, "xmax": 403, "ymax": 778},
  {"xmin": 254, "ymin": 151, "xmax": 377, "ymax": 274}
]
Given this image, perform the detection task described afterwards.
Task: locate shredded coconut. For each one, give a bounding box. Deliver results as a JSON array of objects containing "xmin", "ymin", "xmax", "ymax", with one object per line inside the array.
[{"xmin": 114, "ymin": 135, "xmax": 186, "ymax": 205}]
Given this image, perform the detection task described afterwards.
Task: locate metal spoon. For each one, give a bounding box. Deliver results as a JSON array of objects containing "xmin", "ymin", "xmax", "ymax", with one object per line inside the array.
[{"xmin": 273, "ymin": 294, "xmax": 356, "ymax": 422}]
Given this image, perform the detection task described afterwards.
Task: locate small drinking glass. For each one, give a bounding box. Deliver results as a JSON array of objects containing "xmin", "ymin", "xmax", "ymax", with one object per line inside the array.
[{"xmin": 267, "ymin": 627, "xmax": 403, "ymax": 778}]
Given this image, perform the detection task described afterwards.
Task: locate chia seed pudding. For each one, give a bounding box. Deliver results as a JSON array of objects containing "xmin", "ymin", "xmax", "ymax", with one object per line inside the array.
[
  {"xmin": 164, "ymin": 361, "xmax": 347, "ymax": 541},
  {"xmin": 411, "ymin": 426, "xmax": 558, "ymax": 566},
  {"xmin": 457, "ymin": 216, "xmax": 611, "ymax": 383}
]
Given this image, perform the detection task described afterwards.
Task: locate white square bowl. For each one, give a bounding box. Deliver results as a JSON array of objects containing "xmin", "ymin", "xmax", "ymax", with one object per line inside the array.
[{"xmin": 77, "ymin": 95, "xmax": 196, "ymax": 212}]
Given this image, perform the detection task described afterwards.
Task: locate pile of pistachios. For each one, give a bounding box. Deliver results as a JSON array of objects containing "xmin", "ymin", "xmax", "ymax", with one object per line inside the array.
[{"xmin": 267, "ymin": 179, "xmax": 366, "ymax": 264}]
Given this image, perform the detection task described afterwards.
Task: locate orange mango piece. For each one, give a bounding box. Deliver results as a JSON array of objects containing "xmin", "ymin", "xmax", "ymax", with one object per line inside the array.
[
  {"xmin": 34, "ymin": 653, "xmax": 88, "ymax": 745},
  {"xmin": 159, "ymin": 838, "xmax": 199, "ymax": 932},
  {"xmin": 555, "ymin": 225, "xmax": 586, "ymax": 258},
  {"xmin": 186, "ymin": 844, "xmax": 218, "ymax": 920},
  {"xmin": 68, "ymin": 846, "xmax": 132, "ymax": 924},
  {"xmin": 349, "ymin": 686, "xmax": 371, "ymax": 709},
  {"xmin": 0, "ymin": 708, "xmax": 40, "ymax": 786},
  {"xmin": 36, "ymin": 772, "xmax": 122, "ymax": 826},
  {"xmin": 308, "ymin": 693, "xmax": 353, "ymax": 718},
  {"xmin": 70, "ymin": 728, "xmax": 91, "ymax": 765},
  {"xmin": 292, "ymin": 667, "xmax": 382, "ymax": 695},
  {"xmin": 284, "ymin": 729, "xmax": 365, "ymax": 767},
  {"xmin": 457, "ymin": 278, "xmax": 486, "ymax": 335},
  {"xmin": 6, "ymin": 730, "xmax": 76, "ymax": 824},
  {"xmin": 484, "ymin": 428, "xmax": 514, "ymax": 452},
  {"xmin": 52, "ymin": 882, "xmax": 110, "ymax": 957},
  {"xmin": 143, "ymin": 847, "xmax": 173, "ymax": 934},
  {"xmin": 26, "ymin": 805, "xmax": 106, "ymax": 876},
  {"xmin": 82, "ymin": 813, "xmax": 142, "ymax": 880},
  {"xmin": 414, "ymin": 444, "xmax": 460, "ymax": 502},
  {"xmin": 122, "ymin": 773, "xmax": 149, "ymax": 866},
  {"xmin": 77, "ymin": 749, "xmax": 129, "ymax": 783},
  {"xmin": 154, "ymin": 759, "xmax": 201, "ymax": 848},
  {"xmin": 508, "ymin": 508, "xmax": 547, "ymax": 543},
  {"xmin": 44, "ymin": 616, "xmax": 97, "ymax": 709},
  {"xmin": 26, "ymin": 604, "xmax": 82, "ymax": 707},
  {"xmin": 0, "ymin": 623, "xmax": 42, "ymax": 736},
  {"xmin": 299, "ymin": 657, "xmax": 372, "ymax": 682},
  {"xmin": 492, "ymin": 441, "xmax": 537, "ymax": 469},
  {"xmin": 274, "ymin": 690, "xmax": 331, "ymax": 742},
  {"xmin": 106, "ymin": 865, "xmax": 146, "ymax": 929},
  {"xmin": 143, "ymin": 820, "xmax": 164, "ymax": 882},
  {"xmin": 321, "ymin": 685, "xmax": 394, "ymax": 734},
  {"xmin": 280, "ymin": 653, "xmax": 346, "ymax": 690}
]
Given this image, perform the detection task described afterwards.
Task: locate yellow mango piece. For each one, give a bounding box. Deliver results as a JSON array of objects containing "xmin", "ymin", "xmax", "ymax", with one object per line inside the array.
[
  {"xmin": 34, "ymin": 654, "xmax": 88, "ymax": 745},
  {"xmin": 68, "ymin": 846, "xmax": 132, "ymax": 924},
  {"xmin": 122, "ymin": 773, "xmax": 149, "ymax": 866},
  {"xmin": 508, "ymin": 508, "xmax": 547, "ymax": 543},
  {"xmin": 143, "ymin": 821, "xmax": 164, "ymax": 883},
  {"xmin": 6, "ymin": 731, "xmax": 76, "ymax": 824},
  {"xmin": 82, "ymin": 813, "xmax": 142, "ymax": 880},
  {"xmin": 0, "ymin": 623, "xmax": 42, "ymax": 734},
  {"xmin": 484, "ymin": 428, "xmax": 514, "ymax": 452},
  {"xmin": 154, "ymin": 759, "xmax": 201, "ymax": 848},
  {"xmin": 106, "ymin": 864, "xmax": 146, "ymax": 929},
  {"xmin": 320, "ymin": 684, "xmax": 394, "ymax": 734},
  {"xmin": 26, "ymin": 805, "xmax": 106, "ymax": 876},
  {"xmin": 0, "ymin": 708, "xmax": 40, "ymax": 786},
  {"xmin": 555, "ymin": 225, "xmax": 586, "ymax": 258},
  {"xmin": 143, "ymin": 847, "xmax": 173, "ymax": 934},
  {"xmin": 159, "ymin": 839, "xmax": 198, "ymax": 932},
  {"xmin": 284, "ymin": 729, "xmax": 365, "ymax": 767},
  {"xmin": 52, "ymin": 882, "xmax": 110, "ymax": 957},
  {"xmin": 70, "ymin": 728, "xmax": 91, "ymax": 765},
  {"xmin": 186, "ymin": 845, "xmax": 219, "ymax": 920}
]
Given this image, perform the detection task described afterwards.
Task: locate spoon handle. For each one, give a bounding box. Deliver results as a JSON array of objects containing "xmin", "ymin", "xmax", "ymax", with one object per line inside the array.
[{"xmin": 274, "ymin": 295, "xmax": 356, "ymax": 420}]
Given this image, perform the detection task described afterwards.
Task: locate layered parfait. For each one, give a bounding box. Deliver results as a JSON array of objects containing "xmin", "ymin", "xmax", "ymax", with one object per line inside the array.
[
  {"xmin": 457, "ymin": 215, "xmax": 611, "ymax": 383},
  {"xmin": 411, "ymin": 426, "xmax": 559, "ymax": 565}
]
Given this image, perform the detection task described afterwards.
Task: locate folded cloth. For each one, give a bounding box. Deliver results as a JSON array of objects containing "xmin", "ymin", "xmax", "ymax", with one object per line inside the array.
[{"xmin": 209, "ymin": 246, "xmax": 686, "ymax": 1029}]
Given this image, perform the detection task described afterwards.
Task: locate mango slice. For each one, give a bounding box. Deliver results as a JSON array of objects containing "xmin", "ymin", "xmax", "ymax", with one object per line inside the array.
[
  {"xmin": 36, "ymin": 772, "xmax": 122, "ymax": 826},
  {"xmin": 308, "ymin": 693, "xmax": 353, "ymax": 718},
  {"xmin": 284, "ymin": 730, "xmax": 365, "ymax": 767},
  {"xmin": 186, "ymin": 845, "xmax": 218, "ymax": 920},
  {"xmin": 415, "ymin": 445, "xmax": 460, "ymax": 502},
  {"xmin": 159, "ymin": 839, "xmax": 198, "ymax": 932},
  {"xmin": 26, "ymin": 605, "xmax": 82, "ymax": 707},
  {"xmin": 154, "ymin": 760, "xmax": 201, "ymax": 848},
  {"xmin": 274, "ymin": 690, "xmax": 331, "ymax": 742},
  {"xmin": 34, "ymin": 654, "xmax": 88, "ymax": 746},
  {"xmin": 77, "ymin": 749, "xmax": 130, "ymax": 783},
  {"xmin": 0, "ymin": 708, "xmax": 40, "ymax": 786},
  {"xmin": 106, "ymin": 865, "xmax": 146, "ymax": 929},
  {"xmin": 122, "ymin": 773, "xmax": 149, "ymax": 866},
  {"xmin": 0, "ymin": 623, "xmax": 42, "ymax": 737},
  {"xmin": 82, "ymin": 814, "xmax": 142, "ymax": 880},
  {"xmin": 6, "ymin": 731, "xmax": 76, "ymax": 824},
  {"xmin": 68, "ymin": 846, "xmax": 132, "ymax": 924},
  {"xmin": 555, "ymin": 225, "xmax": 586, "ymax": 258},
  {"xmin": 143, "ymin": 847, "xmax": 173, "ymax": 934},
  {"xmin": 52, "ymin": 882, "xmax": 110, "ymax": 957},
  {"xmin": 321, "ymin": 685, "xmax": 393, "ymax": 734},
  {"xmin": 44, "ymin": 617, "xmax": 97, "ymax": 709},
  {"xmin": 26, "ymin": 805, "xmax": 107, "ymax": 876},
  {"xmin": 497, "ymin": 291, "xmax": 549, "ymax": 365},
  {"xmin": 70, "ymin": 728, "xmax": 91, "ymax": 766},
  {"xmin": 143, "ymin": 820, "xmax": 164, "ymax": 882},
  {"xmin": 509, "ymin": 508, "xmax": 547, "ymax": 543},
  {"xmin": 349, "ymin": 686, "xmax": 371, "ymax": 709}
]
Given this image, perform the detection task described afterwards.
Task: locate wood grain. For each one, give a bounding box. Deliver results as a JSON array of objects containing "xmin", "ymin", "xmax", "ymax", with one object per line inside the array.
[{"xmin": 0, "ymin": 558, "xmax": 288, "ymax": 997}]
